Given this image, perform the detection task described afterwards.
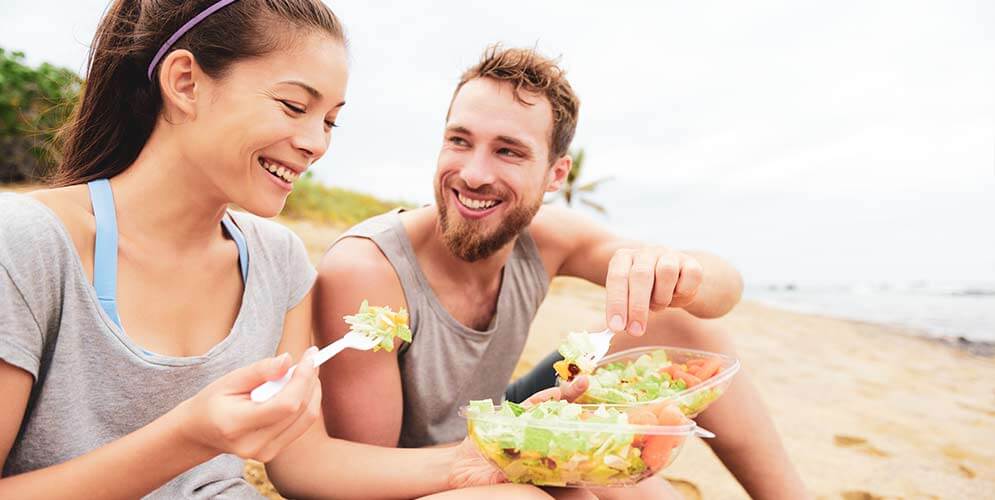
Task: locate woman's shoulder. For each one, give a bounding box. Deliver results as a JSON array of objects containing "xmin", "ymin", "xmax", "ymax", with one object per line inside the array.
[
  {"xmin": 1, "ymin": 187, "xmax": 89, "ymax": 248},
  {"xmin": 227, "ymin": 211, "xmax": 310, "ymax": 260},
  {"xmin": 228, "ymin": 211, "xmax": 316, "ymax": 305},
  {"xmin": 0, "ymin": 188, "xmax": 89, "ymax": 295},
  {"xmin": 3, "ymin": 186, "xmax": 92, "ymax": 258}
]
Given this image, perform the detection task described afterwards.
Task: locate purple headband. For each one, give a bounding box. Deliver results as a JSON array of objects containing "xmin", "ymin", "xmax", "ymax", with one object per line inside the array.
[{"xmin": 147, "ymin": 0, "xmax": 242, "ymax": 81}]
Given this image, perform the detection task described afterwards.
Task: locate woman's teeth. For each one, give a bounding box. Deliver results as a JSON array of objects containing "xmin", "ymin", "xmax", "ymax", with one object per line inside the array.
[
  {"xmin": 259, "ymin": 158, "xmax": 299, "ymax": 183},
  {"xmin": 457, "ymin": 192, "xmax": 499, "ymax": 211}
]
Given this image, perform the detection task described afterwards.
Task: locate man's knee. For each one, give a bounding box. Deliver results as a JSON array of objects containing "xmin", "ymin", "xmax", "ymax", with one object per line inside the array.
[
  {"xmin": 587, "ymin": 476, "xmax": 683, "ymax": 500},
  {"xmin": 542, "ymin": 487, "xmax": 598, "ymax": 500}
]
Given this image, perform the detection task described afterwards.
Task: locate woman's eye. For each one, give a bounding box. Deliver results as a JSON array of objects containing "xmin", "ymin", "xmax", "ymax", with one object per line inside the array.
[
  {"xmin": 325, "ymin": 120, "xmax": 338, "ymax": 129},
  {"xmin": 280, "ymin": 100, "xmax": 306, "ymax": 114}
]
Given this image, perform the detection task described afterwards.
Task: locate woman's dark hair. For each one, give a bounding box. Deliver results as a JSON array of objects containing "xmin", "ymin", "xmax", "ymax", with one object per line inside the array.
[{"xmin": 52, "ymin": 0, "xmax": 345, "ymax": 186}]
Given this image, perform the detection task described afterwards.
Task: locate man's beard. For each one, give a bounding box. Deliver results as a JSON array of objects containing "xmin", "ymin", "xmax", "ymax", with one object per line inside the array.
[{"xmin": 436, "ymin": 187, "xmax": 543, "ymax": 262}]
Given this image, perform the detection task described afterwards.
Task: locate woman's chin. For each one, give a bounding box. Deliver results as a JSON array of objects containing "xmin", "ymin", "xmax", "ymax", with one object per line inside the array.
[{"xmin": 239, "ymin": 196, "xmax": 288, "ymax": 219}]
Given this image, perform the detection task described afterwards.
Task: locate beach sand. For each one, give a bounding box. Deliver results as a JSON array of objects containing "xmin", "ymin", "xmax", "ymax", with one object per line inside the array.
[{"xmin": 1, "ymin": 186, "xmax": 989, "ymax": 498}]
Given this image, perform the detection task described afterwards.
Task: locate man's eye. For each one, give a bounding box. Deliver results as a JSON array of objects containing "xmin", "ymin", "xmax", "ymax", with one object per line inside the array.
[
  {"xmin": 280, "ymin": 100, "xmax": 306, "ymax": 114},
  {"xmin": 498, "ymin": 148, "xmax": 521, "ymax": 158},
  {"xmin": 449, "ymin": 136, "xmax": 468, "ymax": 146}
]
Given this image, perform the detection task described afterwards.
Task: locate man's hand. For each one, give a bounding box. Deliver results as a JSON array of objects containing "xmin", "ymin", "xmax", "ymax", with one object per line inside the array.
[
  {"xmin": 446, "ymin": 376, "xmax": 590, "ymax": 489},
  {"xmin": 522, "ymin": 375, "xmax": 589, "ymax": 407},
  {"xmin": 606, "ymin": 247, "xmax": 704, "ymax": 336}
]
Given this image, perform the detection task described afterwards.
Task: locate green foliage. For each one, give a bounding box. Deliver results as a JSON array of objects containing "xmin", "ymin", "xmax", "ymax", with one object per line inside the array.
[
  {"xmin": 0, "ymin": 47, "xmax": 82, "ymax": 182},
  {"xmin": 548, "ymin": 148, "xmax": 612, "ymax": 214},
  {"xmin": 282, "ymin": 172, "xmax": 413, "ymax": 227}
]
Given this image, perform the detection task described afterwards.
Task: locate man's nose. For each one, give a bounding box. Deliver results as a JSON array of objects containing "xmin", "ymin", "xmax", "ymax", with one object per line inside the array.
[{"xmin": 460, "ymin": 150, "xmax": 495, "ymax": 189}]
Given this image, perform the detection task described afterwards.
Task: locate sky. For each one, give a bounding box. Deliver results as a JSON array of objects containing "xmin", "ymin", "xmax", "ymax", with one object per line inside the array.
[{"xmin": 3, "ymin": 0, "xmax": 993, "ymax": 285}]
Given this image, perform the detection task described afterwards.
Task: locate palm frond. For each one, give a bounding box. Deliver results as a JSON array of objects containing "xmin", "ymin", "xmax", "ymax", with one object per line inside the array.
[{"xmin": 579, "ymin": 198, "xmax": 607, "ymax": 214}]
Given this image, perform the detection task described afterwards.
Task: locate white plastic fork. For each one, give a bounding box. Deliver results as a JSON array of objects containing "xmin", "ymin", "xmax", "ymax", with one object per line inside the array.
[
  {"xmin": 250, "ymin": 331, "xmax": 379, "ymax": 403},
  {"xmin": 581, "ymin": 328, "xmax": 616, "ymax": 366}
]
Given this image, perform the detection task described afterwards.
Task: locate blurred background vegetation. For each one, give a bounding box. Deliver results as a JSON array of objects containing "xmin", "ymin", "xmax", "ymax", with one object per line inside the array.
[
  {"xmin": 0, "ymin": 48, "xmax": 80, "ymax": 183},
  {"xmin": 545, "ymin": 147, "xmax": 611, "ymax": 214}
]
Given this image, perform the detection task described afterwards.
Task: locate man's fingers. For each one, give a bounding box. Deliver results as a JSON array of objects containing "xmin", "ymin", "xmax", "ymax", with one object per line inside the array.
[
  {"xmin": 605, "ymin": 250, "xmax": 632, "ymax": 333},
  {"xmin": 558, "ymin": 375, "xmax": 590, "ymax": 402},
  {"xmin": 626, "ymin": 251, "xmax": 657, "ymax": 336},
  {"xmin": 650, "ymin": 254, "xmax": 681, "ymax": 311},
  {"xmin": 523, "ymin": 387, "xmax": 562, "ymax": 407},
  {"xmin": 523, "ymin": 376, "xmax": 589, "ymax": 406},
  {"xmin": 673, "ymin": 258, "xmax": 703, "ymax": 302}
]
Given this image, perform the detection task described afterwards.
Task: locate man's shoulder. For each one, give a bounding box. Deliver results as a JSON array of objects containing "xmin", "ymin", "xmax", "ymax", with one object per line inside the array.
[
  {"xmin": 319, "ymin": 236, "xmax": 396, "ymax": 284},
  {"xmin": 529, "ymin": 204, "xmax": 595, "ymax": 253},
  {"xmin": 317, "ymin": 233, "xmax": 408, "ymax": 323}
]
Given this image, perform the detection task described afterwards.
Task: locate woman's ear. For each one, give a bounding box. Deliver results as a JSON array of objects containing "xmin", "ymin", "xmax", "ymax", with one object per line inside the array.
[{"xmin": 157, "ymin": 49, "xmax": 201, "ymax": 122}]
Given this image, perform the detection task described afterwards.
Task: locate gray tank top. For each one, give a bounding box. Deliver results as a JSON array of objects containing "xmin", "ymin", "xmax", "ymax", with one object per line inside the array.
[{"xmin": 338, "ymin": 210, "xmax": 549, "ymax": 447}]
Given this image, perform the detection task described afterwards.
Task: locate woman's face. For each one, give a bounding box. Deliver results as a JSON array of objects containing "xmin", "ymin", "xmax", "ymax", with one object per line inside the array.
[{"xmin": 183, "ymin": 33, "xmax": 348, "ymax": 217}]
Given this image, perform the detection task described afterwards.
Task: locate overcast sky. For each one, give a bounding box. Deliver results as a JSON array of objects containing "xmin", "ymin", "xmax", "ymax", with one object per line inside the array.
[{"xmin": 3, "ymin": 0, "xmax": 993, "ymax": 284}]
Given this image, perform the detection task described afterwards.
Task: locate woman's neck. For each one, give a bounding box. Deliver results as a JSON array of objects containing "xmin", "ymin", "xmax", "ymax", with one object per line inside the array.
[{"xmin": 110, "ymin": 130, "xmax": 231, "ymax": 251}]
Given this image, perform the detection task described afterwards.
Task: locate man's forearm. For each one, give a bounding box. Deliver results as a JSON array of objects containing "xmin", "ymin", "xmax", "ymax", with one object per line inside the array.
[{"xmin": 682, "ymin": 251, "xmax": 743, "ymax": 318}]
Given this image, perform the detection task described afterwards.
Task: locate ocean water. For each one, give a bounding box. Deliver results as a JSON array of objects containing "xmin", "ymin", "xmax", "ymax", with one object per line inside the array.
[{"xmin": 746, "ymin": 282, "xmax": 995, "ymax": 344}]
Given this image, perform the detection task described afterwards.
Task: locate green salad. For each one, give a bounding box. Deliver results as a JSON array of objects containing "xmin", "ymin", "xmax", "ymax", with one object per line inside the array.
[
  {"xmin": 342, "ymin": 300, "xmax": 412, "ymax": 352},
  {"xmin": 552, "ymin": 331, "xmax": 599, "ymax": 381},
  {"xmin": 577, "ymin": 350, "xmax": 723, "ymax": 416},
  {"xmin": 465, "ymin": 399, "xmax": 686, "ymax": 487}
]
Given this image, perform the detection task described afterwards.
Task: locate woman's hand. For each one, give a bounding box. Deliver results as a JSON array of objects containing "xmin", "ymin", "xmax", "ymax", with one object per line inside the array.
[
  {"xmin": 175, "ymin": 347, "xmax": 322, "ymax": 462},
  {"xmin": 445, "ymin": 376, "xmax": 591, "ymax": 489}
]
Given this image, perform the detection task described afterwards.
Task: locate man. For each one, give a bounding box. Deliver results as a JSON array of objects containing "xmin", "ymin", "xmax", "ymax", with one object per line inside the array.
[{"xmin": 316, "ymin": 46, "xmax": 808, "ymax": 499}]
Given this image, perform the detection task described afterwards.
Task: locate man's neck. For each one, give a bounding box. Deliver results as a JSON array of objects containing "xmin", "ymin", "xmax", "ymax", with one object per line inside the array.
[
  {"xmin": 400, "ymin": 206, "xmax": 521, "ymax": 331},
  {"xmin": 415, "ymin": 207, "xmax": 516, "ymax": 288}
]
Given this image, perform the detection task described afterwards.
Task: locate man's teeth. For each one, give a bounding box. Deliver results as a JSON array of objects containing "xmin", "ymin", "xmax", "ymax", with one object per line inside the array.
[
  {"xmin": 259, "ymin": 158, "xmax": 299, "ymax": 183},
  {"xmin": 457, "ymin": 192, "xmax": 498, "ymax": 210}
]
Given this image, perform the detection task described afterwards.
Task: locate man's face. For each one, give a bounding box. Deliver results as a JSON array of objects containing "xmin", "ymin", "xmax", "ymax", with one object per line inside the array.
[{"xmin": 434, "ymin": 78, "xmax": 568, "ymax": 262}]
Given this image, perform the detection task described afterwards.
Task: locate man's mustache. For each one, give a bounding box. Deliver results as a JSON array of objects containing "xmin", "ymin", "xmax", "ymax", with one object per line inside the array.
[{"xmin": 445, "ymin": 180, "xmax": 506, "ymax": 199}]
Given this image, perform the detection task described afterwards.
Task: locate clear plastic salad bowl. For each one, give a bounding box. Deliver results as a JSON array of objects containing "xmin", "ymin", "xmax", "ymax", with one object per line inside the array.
[
  {"xmin": 569, "ymin": 346, "xmax": 740, "ymax": 417},
  {"xmin": 460, "ymin": 400, "xmax": 712, "ymax": 487}
]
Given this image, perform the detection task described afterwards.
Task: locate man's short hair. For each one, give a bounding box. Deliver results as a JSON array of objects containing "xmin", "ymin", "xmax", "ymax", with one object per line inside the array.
[{"xmin": 450, "ymin": 45, "xmax": 580, "ymax": 164}]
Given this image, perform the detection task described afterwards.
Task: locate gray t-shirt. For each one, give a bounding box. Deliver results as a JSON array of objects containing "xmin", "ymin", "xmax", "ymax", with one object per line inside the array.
[{"xmin": 0, "ymin": 193, "xmax": 316, "ymax": 499}]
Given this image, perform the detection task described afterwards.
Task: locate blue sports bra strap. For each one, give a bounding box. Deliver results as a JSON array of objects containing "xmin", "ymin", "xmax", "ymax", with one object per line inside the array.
[
  {"xmin": 87, "ymin": 179, "xmax": 123, "ymax": 328},
  {"xmin": 221, "ymin": 214, "xmax": 249, "ymax": 283}
]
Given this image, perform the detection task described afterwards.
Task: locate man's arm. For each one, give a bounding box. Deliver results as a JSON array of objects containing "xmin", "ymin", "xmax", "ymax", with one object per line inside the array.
[
  {"xmin": 266, "ymin": 279, "xmax": 466, "ymax": 499},
  {"xmin": 311, "ymin": 237, "xmax": 408, "ymax": 446},
  {"xmin": 531, "ymin": 204, "xmax": 743, "ymax": 325}
]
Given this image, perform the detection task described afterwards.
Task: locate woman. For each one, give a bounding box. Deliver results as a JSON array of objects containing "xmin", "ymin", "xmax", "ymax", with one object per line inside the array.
[{"xmin": 0, "ymin": 1, "xmax": 579, "ymax": 498}]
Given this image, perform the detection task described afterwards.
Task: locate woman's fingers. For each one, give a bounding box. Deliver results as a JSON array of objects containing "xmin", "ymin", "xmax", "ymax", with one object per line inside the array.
[
  {"xmin": 240, "ymin": 347, "xmax": 319, "ymax": 431},
  {"xmin": 255, "ymin": 374, "xmax": 323, "ymax": 462}
]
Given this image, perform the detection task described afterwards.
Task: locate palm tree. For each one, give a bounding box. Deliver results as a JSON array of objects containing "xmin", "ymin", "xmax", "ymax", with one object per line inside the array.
[{"xmin": 548, "ymin": 148, "xmax": 612, "ymax": 214}]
